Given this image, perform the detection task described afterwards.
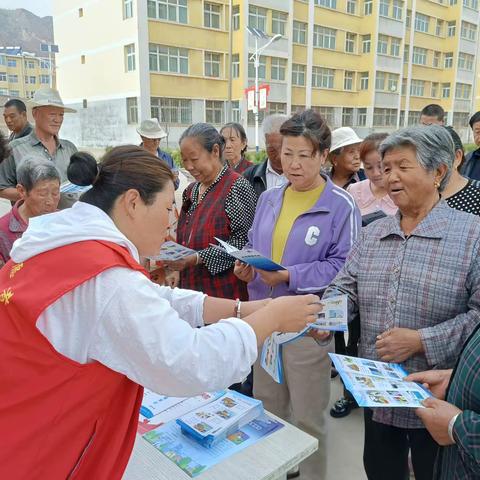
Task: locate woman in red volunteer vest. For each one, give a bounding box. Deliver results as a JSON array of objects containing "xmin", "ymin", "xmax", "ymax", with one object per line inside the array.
[{"xmin": 0, "ymin": 145, "xmax": 321, "ymax": 480}]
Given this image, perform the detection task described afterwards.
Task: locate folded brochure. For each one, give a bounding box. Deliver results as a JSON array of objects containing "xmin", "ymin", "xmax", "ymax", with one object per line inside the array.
[
  {"xmin": 329, "ymin": 353, "xmax": 432, "ymax": 408},
  {"xmin": 148, "ymin": 240, "xmax": 196, "ymax": 262}
]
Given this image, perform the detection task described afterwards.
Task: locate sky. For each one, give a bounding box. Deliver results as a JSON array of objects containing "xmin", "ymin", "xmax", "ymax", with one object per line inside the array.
[{"xmin": 0, "ymin": 0, "xmax": 53, "ymax": 17}]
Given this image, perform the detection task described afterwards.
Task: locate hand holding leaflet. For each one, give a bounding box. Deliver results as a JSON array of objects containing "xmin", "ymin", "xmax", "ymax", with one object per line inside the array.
[{"xmin": 148, "ymin": 240, "xmax": 196, "ymax": 262}]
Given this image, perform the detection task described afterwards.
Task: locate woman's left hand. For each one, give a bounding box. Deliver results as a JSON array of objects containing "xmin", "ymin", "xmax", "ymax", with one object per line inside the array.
[
  {"xmin": 257, "ymin": 269, "xmax": 290, "ymax": 287},
  {"xmin": 375, "ymin": 327, "xmax": 423, "ymax": 363},
  {"xmin": 162, "ymin": 254, "xmax": 198, "ymax": 272}
]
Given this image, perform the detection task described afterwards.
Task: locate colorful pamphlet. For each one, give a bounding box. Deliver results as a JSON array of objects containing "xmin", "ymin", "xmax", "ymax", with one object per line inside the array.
[
  {"xmin": 329, "ymin": 353, "xmax": 432, "ymax": 408},
  {"xmin": 176, "ymin": 391, "xmax": 264, "ymax": 447},
  {"xmin": 60, "ymin": 181, "xmax": 92, "ymax": 195},
  {"xmin": 149, "ymin": 240, "xmax": 196, "ymax": 262},
  {"xmin": 213, "ymin": 237, "xmax": 285, "ymax": 271}
]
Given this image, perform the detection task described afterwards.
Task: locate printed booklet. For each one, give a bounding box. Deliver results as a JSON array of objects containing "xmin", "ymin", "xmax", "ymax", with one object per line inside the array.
[
  {"xmin": 148, "ymin": 240, "xmax": 196, "ymax": 262},
  {"xmin": 329, "ymin": 353, "xmax": 432, "ymax": 408},
  {"xmin": 60, "ymin": 181, "xmax": 92, "ymax": 195}
]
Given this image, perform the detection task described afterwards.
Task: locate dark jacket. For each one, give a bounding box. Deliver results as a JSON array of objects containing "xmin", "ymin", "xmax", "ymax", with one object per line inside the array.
[
  {"xmin": 243, "ymin": 160, "xmax": 268, "ymax": 199},
  {"xmin": 460, "ymin": 149, "xmax": 480, "ymax": 181},
  {"xmin": 8, "ymin": 123, "xmax": 33, "ymax": 142}
]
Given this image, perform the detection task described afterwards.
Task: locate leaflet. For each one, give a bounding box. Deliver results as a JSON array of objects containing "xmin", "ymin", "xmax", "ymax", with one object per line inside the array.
[
  {"xmin": 329, "ymin": 354, "xmax": 432, "ymax": 408},
  {"xmin": 213, "ymin": 237, "xmax": 285, "ymax": 271},
  {"xmin": 60, "ymin": 181, "xmax": 92, "ymax": 195},
  {"xmin": 149, "ymin": 240, "xmax": 196, "ymax": 261},
  {"xmin": 260, "ymin": 334, "xmax": 283, "ymax": 384}
]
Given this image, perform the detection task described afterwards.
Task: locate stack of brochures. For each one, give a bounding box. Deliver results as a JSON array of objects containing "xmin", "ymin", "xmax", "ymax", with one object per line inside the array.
[
  {"xmin": 261, "ymin": 295, "xmax": 348, "ymax": 383},
  {"xmin": 329, "ymin": 353, "xmax": 432, "ymax": 408},
  {"xmin": 60, "ymin": 181, "xmax": 92, "ymax": 195}
]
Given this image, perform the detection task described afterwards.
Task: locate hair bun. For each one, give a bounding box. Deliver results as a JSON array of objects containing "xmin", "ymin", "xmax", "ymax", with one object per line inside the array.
[{"xmin": 67, "ymin": 151, "xmax": 98, "ymax": 186}]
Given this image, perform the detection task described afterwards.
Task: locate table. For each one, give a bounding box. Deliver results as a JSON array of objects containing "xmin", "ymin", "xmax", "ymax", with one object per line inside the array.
[{"xmin": 124, "ymin": 412, "xmax": 318, "ymax": 480}]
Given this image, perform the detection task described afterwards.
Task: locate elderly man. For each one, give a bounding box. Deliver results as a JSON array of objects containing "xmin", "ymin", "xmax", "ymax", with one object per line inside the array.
[
  {"xmin": 243, "ymin": 113, "xmax": 288, "ymax": 198},
  {"xmin": 3, "ymin": 99, "xmax": 33, "ymax": 141},
  {"xmin": 460, "ymin": 111, "xmax": 480, "ymax": 182},
  {"xmin": 0, "ymin": 88, "xmax": 77, "ymax": 208},
  {"xmin": 419, "ymin": 104, "xmax": 445, "ymax": 126}
]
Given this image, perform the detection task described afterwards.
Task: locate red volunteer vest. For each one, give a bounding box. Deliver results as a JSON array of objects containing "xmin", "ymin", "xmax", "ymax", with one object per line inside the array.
[{"xmin": 0, "ymin": 240, "xmax": 147, "ymax": 480}]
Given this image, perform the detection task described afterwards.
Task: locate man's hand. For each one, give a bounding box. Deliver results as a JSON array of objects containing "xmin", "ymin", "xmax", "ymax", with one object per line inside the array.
[
  {"xmin": 404, "ymin": 369, "xmax": 452, "ymax": 400},
  {"xmin": 375, "ymin": 327, "xmax": 423, "ymax": 363},
  {"xmin": 257, "ymin": 268, "xmax": 289, "ymax": 287},
  {"xmin": 162, "ymin": 254, "xmax": 197, "ymax": 272},
  {"xmin": 416, "ymin": 398, "xmax": 461, "ymax": 446}
]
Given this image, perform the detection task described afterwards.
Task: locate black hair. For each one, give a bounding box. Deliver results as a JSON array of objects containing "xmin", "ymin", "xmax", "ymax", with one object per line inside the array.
[
  {"xmin": 0, "ymin": 131, "xmax": 9, "ymax": 163},
  {"xmin": 4, "ymin": 98, "xmax": 27, "ymax": 113},
  {"xmin": 420, "ymin": 104, "xmax": 445, "ymax": 121},
  {"xmin": 469, "ymin": 111, "xmax": 480, "ymax": 129},
  {"xmin": 67, "ymin": 152, "xmax": 98, "ymax": 186},
  {"xmin": 220, "ymin": 122, "xmax": 248, "ymax": 156},
  {"xmin": 179, "ymin": 123, "xmax": 226, "ymax": 157}
]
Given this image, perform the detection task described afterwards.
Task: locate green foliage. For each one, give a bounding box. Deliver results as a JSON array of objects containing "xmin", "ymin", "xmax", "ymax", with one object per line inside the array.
[
  {"xmin": 245, "ymin": 150, "xmax": 267, "ymax": 164},
  {"xmin": 162, "ymin": 148, "xmax": 183, "ymax": 167},
  {"xmin": 464, "ymin": 144, "xmax": 477, "ymax": 154}
]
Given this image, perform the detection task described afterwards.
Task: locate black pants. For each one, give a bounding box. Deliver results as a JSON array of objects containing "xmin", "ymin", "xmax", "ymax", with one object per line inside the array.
[
  {"xmin": 335, "ymin": 317, "xmax": 360, "ymax": 401},
  {"xmin": 363, "ymin": 408, "xmax": 439, "ymax": 480}
]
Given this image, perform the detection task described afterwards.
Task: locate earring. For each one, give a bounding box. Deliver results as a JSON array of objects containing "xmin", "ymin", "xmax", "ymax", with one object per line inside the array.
[{"xmin": 434, "ymin": 180, "xmax": 440, "ymax": 189}]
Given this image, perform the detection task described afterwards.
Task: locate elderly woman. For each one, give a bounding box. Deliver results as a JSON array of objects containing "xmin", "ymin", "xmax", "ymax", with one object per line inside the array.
[
  {"xmin": 164, "ymin": 123, "xmax": 257, "ymax": 300},
  {"xmin": 220, "ymin": 122, "xmax": 253, "ymax": 174},
  {"xmin": 235, "ymin": 109, "xmax": 361, "ymax": 480},
  {"xmin": 323, "ymin": 125, "xmax": 480, "ymax": 480},
  {"xmin": 0, "ymin": 156, "xmax": 60, "ymax": 265}
]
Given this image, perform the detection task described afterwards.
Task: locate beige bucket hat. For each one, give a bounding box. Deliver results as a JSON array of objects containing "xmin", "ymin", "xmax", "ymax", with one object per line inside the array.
[
  {"xmin": 28, "ymin": 88, "xmax": 77, "ymax": 112},
  {"xmin": 136, "ymin": 118, "xmax": 168, "ymax": 139},
  {"xmin": 331, "ymin": 127, "xmax": 363, "ymax": 152}
]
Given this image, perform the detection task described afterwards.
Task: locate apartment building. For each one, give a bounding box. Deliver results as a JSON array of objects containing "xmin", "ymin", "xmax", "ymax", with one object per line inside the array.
[{"xmin": 52, "ymin": 0, "xmax": 480, "ymax": 147}]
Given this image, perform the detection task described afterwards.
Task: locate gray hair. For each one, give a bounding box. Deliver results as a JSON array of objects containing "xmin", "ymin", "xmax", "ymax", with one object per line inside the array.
[
  {"xmin": 262, "ymin": 114, "xmax": 289, "ymax": 136},
  {"xmin": 179, "ymin": 123, "xmax": 225, "ymax": 158},
  {"xmin": 379, "ymin": 125, "xmax": 454, "ymax": 192},
  {"xmin": 17, "ymin": 156, "xmax": 61, "ymax": 192}
]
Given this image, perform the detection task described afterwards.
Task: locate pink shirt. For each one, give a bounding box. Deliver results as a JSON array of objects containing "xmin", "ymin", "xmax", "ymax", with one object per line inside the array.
[{"xmin": 347, "ymin": 180, "xmax": 398, "ymax": 217}]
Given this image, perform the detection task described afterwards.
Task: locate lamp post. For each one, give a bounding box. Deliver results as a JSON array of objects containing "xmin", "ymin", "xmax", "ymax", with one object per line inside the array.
[{"xmin": 246, "ymin": 28, "xmax": 282, "ymax": 152}]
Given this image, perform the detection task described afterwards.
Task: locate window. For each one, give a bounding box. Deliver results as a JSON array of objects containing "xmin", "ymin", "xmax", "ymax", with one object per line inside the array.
[
  {"xmin": 458, "ymin": 52, "xmax": 474, "ymax": 70},
  {"xmin": 79, "ymin": 7, "xmax": 84, "ymax": 17},
  {"xmin": 232, "ymin": 54, "xmax": 239, "ymax": 78},
  {"xmin": 412, "ymin": 46, "xmax": 427, "ymax": 65},
  {"xmin": 315, "ymin": 0, "xmax": 337, "ymax": 8},
  {"xmin": 83, "ymin": 99, "xmax": 88, "ymax": 108},
  {"xmin": 206, "ymin": 100, "xmax": 224, "ymax": 124},
  {"xmin": 453, "ymin": 112, "xmax": 470, "ymax": 128},
  {"xmin": 447, "ymin": 21, "xmax": 456, "ymax": 37},
  {"xmin": 364, "ymin": 0, "xmax": 373, "ymax": 14},
  {"xmin": 433, "ymin": 50, "xmax": 441, "ymax": 67},
  {"xmin": 147, "ymin": 0, "xmax": 187, "ymax": 23},
  {"xmin": 436, "ymin": 19, "xmax": 443, "ymax": 36},
  {"xmin": 0, "ymin": 72, "xmax": 6, "ymax": 81},
  {"xmin": 313, "ymin": 26, "xmax": 337, "ymax": 49},
  {"xmin": 377, "ymin": 35, "xmax": 388, "ymax": 55},
  {"xmin": 7, "ymin": 59, "xmax": 16, "ymax": 67},
  {"xmin": 271, "ymin": 57, "xmax": 287, "ymax": 81},
  {"xmin": 345, "ymin": 33, "xmax": 357, "ymax": 53},
  {"xmin": 347, "ymin": 0, "xmax": 357, "ymax": 14},
  {"xmin": 455, "ymin": 83, "xmax": 472, "ymax": 100},
  {"xmin": 232, "ymin": 5, "xmax": 240, "ymax": 30},
  {"xmin": 0, "ymin": 88, "xmax": 7, "ymax": 95},
  {"xmin": 444, "ymin": 52, "xmax": 453, "ymax": 69},
  {"xmin": 344, "ymin": 71, "xmax": 354, "ymax": 90},
  {"xmin": 360, "ymin": 72, "xmax": 369, "ymax": 90},
  {"xmin": 401, "ymin": 78, "xmax": 407, "ymax": 95},
  {"xmin": 25, "ymin": 60, "xmax": 35, "ymax": 69},
  {"xmin": 248, "ymin": 109, "xmax": 266, "ymax": 125},
  {"xmin": 362, "ymin": 34, "xmax": 371, "ymax": 53},
  {"xmin": 248, "ymin": 5, "xmax": 267, "ymax": 31},
  {"xmin": 442, "ymin": 83, "xmax": 450, "ymax": 98},
  {"xmin": 357, "ymin": 108, "xmax": 367, "ymax": 126},
  {"xmin": 204, "ymin": 3, "xmax": 221, "ymax": 29},
  {"xmin": 449, "ymin": 0, "xmax": 457, "ymax": 4},
  {"xmin": 25, "ymin": 75, "xmax": 36, "ymax": 84},
  {"xmin": 293, "ymin": 21, "xmax": 307, "ymax": 44},
  {"xmin": 373, "ymin": 108, "xmax": 397, "ymax": 126},
  {"xmin": 268, "ymin": 102, "xmax": 287, "ymax": 114},
  {"xmin": 312, "ymin": 67, "xmax": 335, "ymax": 88},
  {"xmin": 415, "ymin": 13, "xmax": 429, "ymax": 33},
  {"xmin": 272, "ymin": 11, "xmax": 287, "ymax": 36},
  {"xmin": 40, "ymin": 74, "xmax": 50, "ymax": 84},
  {"xmin": 410, "ymin": 79, "xmax": 425, "ymax": 96},
  {"xmin": 375, "ymin": 71, "xmax": 386, "ymax": 91},
  {"xmin": 390, "ymin": 37, "xmax": 401, "ymax": 56},
  {"xmin": 123, "ymin": 0, "xmax": 133, "ymax": 19},
  {"xmin": 380, "ymin": 0, "xmax": 390, "ymax": 16},
  {"xmin": 0, "ymin": 56, "xmax": 6, "ymax": 66},
  {"xmin": 342, "ymin": 108, "xmax": 354, "ymax": 126},
  {"xmin": 151, "ymin": 97, "xmax": 192, "ymax": 124},
  {"xmin": 126, "ymin": 97, "xmax": 138, "ymax": 124},
  {"xmin": 431, "ymin": 82, "xmax": 438, "ymax": 97},
  {"xmin": 292, "ymin": 64, "xmax": 306, "ymax": 85},
  {"xmin": 388, "ymin": 73, "xmax": 399, "ymax": 92},
  {"xmin": 392, "ymin": 0, "xmax": 402, "ymax": 19},
  {"xmin": 81, "ymin": 54, "xmax": 86, "ymax": 64},
  {"xmin": 9, "ymin": 90, "xmax": 19, "ymax": 97},
  {"xmin": 461, "ymin": 21, "xmax": 477, "ymax": 41},
  {"xmin": 313, "ymin": 106, "xmax": 336, "ymax": 126},
  {"xmin": 123, "ymin": 44, "xmax": 135, "ymax": 72},
  {"xmin": 149, "ymin": 44, "xmax": 188, "ymax": 73},
  {"xmin": 41, "ymin": 60, "xmax": 50, "ymax": 69},
  {"xmin": 232, "ymin": 100, "xmax": 241, "ymax": 122},
  {"xmin": 204, "ymin": 52, "xmax": 221, "ymax": 77},
  {"xmin": 7, "ymin": 74, "xmax": 18, "ymax": 83},
  {"xmin": 248, "ymin": 55, "xmax": 266, "ymax": 79},
  {"xmin": 403, "ymin": 45, "xmax": 409, "ymax": 63},
  {"xmin": 406, "ymin": 9, "xmax": 411, "ymax": 27}
]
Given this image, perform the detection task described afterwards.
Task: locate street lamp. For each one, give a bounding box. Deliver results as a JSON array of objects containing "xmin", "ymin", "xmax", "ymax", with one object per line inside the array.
[{"xmin": 246, "ymin": 28, "xmax": 282, "ymax": 152}]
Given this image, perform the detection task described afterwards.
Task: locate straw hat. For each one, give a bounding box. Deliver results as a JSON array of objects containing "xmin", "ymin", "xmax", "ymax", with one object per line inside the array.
[
  {"xmin": 331, "ymin": 127, "xmax": 363, "ymax": 152},
  {"xmin": 136, "ymin": 118, "xmax": 167, "ymax": 139},
  {"xmin": 28, "ymin": 88, "xmax": 76, "ymax": 113}
]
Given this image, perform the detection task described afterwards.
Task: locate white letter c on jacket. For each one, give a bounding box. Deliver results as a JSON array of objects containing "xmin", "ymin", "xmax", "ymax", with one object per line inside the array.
[{"xmin": 305, "ymin": 226, "xmax": 320, "ymax": 246}]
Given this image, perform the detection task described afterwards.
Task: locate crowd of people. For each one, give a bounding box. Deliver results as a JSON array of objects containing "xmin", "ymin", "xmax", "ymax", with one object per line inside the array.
[{"xmin": 0, "ymin": 89, "xmax": 480, "ymax": 480}]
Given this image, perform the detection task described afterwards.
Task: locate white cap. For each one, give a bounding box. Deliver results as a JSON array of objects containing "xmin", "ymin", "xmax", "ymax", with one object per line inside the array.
[
  {"xmin": 331, "ymin": 127, "xmax": 363, "ymax": 152},
  {"xmin": 28, "ymin": 88, "xmax": 76, "ymax": 113},
  {"xmin": 136, "ymin": 118, "xmax": 167, "ymax": 139}
]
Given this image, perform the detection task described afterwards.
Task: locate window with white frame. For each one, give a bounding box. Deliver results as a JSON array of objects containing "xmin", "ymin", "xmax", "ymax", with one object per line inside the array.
[
  {"xmin": 412, "ymin": 46, "xmax": 427, "ymax": 65},
  {"xmin": 360, "ymin": 72, "xmax": 369, "ymax": 90},
  {"xmin": 342, "ymin": 108, "xmax": 354, "ymax": 126},
  {"xmin": 313, "ymin": 106, "xmax": 336, "ymax": 126},
  {"xmin": 414, "ymin": 13, "xmax": 429, "ymax": 33},
  {"xmin": 315, "ymin": 0, "xmax": 337, "ymax": 8},
  {"xmin": 364, "ymin": 0, "xmax": 373, "ymax": 14},
  {"xmin": 0, "ymin": 56, "xmax": 6, "ymax": 66},
  {"xmin": 124, "ymin": 44, "xmax": 136, "ymax": 71},
  {"xmin": 375, "ymin": 71, "xmax": 386, "ymax": 91},
  {"xmin": 272, "ymin": 11, "xmax": 287, "ymax": 36},
  {"xmin": 410, "ymin": 79, "xmax": 425, "ymax": 96},
  {"xmin": 433, "ymin": 50, "xmax": 441, "ymax": 67},
  {"xmin": 388, "ymin": 73, "xmax": 399, "ymax": 92},
  {"xmin": 123, "ymin": 0, "xmax": 133, "ymax": 19},
  {"xmin": 357, "ymin": 108, "xmax": 367, "ymax": 126},
  {"xmin": 206, "ymin": 100, "xmax": 224, "ymax": 124},
  {"xmin": 7, "ymin": 59, "xmax": 16, "ymax": 67},
  {"xmin": 406, "ymin": 9, "xmax": 411, "ymax": 27},
  {"xmin": 458, "ymin": 52, "xmax": 474, "ymax": 70},
  {"xmin": 25, "ymin": 60, "xmax": 35, "ymax": 69},
  {"xmin": 25, "ymin": 75, "xmax": 36, "ymax": 84},
  {"xmin": 403, "ymin": 45, "xmax": 409, "ymax": 62},
  {"xmin": 151, "ymin": 97, "xmax": 192, "ymax": 124},
  {"xmin": 392, "ymin": 0, "xmax": 402, "ymax": 19},
  {"xmin": 0, "ymin": 72, "xmax": 6, "ymax": 81},
  {"xmin": 312, "ymin": 67, "xmax": 335, "ymax": 88},
  {"xmin": 271, "ymin": 57, "xmax": 287, "ymax": 81},
  {"xmin": 248, "ymin": 55, "xmax": 266, "ymax": 79},
  {"xmin": 461, "ymin": 21, "xmax": 477, "ymax": 41},
  {"xmin": 442, "ymin": 83, "xmax": 450, "ymax": 98},
  {"xmin": 377, "ymin": 35, "xmax": 388, "ymax": 54},
  {"xmin": 40, "ymin": 60, "xmax": 49, "ymax": 69},
  {"xmin": 268, "ymin": 102, "xmax": 287, "ymax": 114},
  {"xmin": 232, "ymin": 5, "xmax": 240, "ymax": 30},
  {"xmin": 435, "ymin": 19, "xmax": 443, "ymax": 36},
  {"xmin": 40, "ymin": 74, "xmax": 50, "ymax": 84},
  {"xmin": 248, "ymin": 5, "xmax": 267, "ymax": 31},
  {"xmin": 7, "ymin": 74, "xmax": 18, "ymax": 83},
  {"xmin": 390, "ymin": 37, "xmax": 401, "ymax": 56},
  {"xmin": 0, "ymin": 88, "xmax": 8, "ymax": 95},
  {"xmin": 362, "ymin": 34, "xmax": 371, "ymax": 53},
  {"xmin": 204, "ymin": 51, "xmax": 221, "ymax": 77},
  {"xmin": 232, "ymin": 54, "xmax": 239, "ymax": 78},
  {"xmin": 313, "ymin": 25, "xmax": 337, "ymax": 49},
  {"xmin": 147, "ymin": 0, "xmax": 187, "ymax": 23},
  {"xmin": 444, "ymin": 52, "xmax": 453, "ymax": 68},
  {"xmin": 149, "ymin": 44, "xmax": 188, "ymax": 74},
  {"xmin": 455, "ymin": 83, "xmax": 472, "ymax": 99},
  {"xmin": 292, "ymin": 64, "xmax": 306, "ymax": 85},
  {"xmin": 293, "ymin": 21, "xmax": 307, "ymax": 44},
  {"xmin": 373, "ymin": 108, "xmax": 397, "ymax": 126},
  {"xmin": 126, "ymin": 97, "xmax": 138, "ymax": 124},
  {"xmin": 344, "ymin": 71, "xmax": 354, "ymax": 90},
  {"xmin": 452, "ymin": 112, "xmax": 470, "ymax": 128},
  {"xmin": 431, "ymin": 82, "xmax": 438, "ymax": 97},
  {"xmin": 447, "ymin": 21, "xmax": 456, "ymax": 37},
  {"xmin": 9, "ymin": 90, "xmax": 19, "ymax": 97},
  {"xmin": 232, "ymin": 100, "xmax": 241, "ymax": 122},
  {"xmin": 345, "ymin": 32, "xmax": 357, "ymax": 53},
  {"xmin": 379, "ymin": 0, "xmax": 390, "ymax": 16},
  {"xmin": 347, "ymin": 0, "xmax": 357, "ymax": 14},
  {"xmin": 204, "ymin": 3, "xmax": 221, "ymax": 29}
]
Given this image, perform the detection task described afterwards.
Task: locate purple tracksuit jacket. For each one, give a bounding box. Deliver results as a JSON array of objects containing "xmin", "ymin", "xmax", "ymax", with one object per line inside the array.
[{"xmin": 247, "ymin": 175, "xmax": 361, "ymax": 300}]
